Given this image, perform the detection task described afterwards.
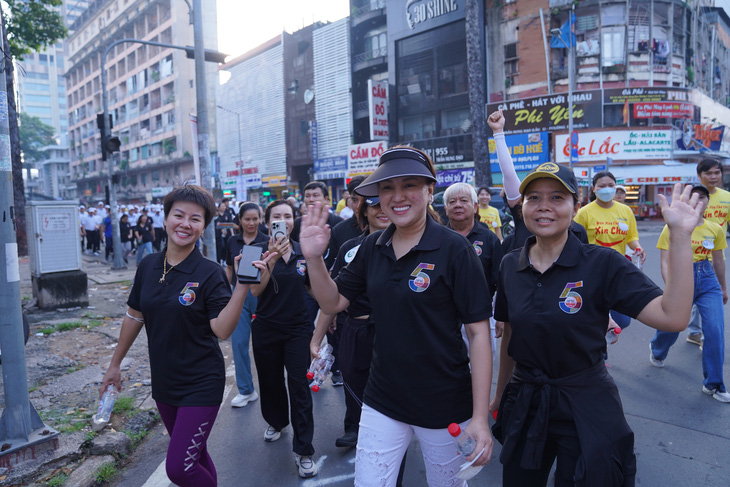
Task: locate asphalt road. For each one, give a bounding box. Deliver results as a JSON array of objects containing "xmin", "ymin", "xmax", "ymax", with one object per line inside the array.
[{"xmin": 111, "ymin": 227, "xmax": 730, "ymax": 486}]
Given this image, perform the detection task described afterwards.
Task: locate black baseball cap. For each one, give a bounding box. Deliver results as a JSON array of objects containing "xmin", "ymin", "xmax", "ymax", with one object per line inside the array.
[
  {"xmin": 355, "ymin": 147, "xmax": 437, "ymax": 197},
  {"xmin": 519, "ymin": 162, "xmax": 579, "ymax": 195},
  {"xmin": 364, "ymin": 196, "xmax": 380, "ymax": 206},
  {"xmin": 691, "ymin": 184, "xmax": 710, "ymax": 198}
]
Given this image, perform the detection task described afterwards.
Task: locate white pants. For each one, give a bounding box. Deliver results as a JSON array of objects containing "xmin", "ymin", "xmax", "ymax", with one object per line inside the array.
[{"xmin": 355, "ymin": 404, "xmax": 469, "ymax": 487}]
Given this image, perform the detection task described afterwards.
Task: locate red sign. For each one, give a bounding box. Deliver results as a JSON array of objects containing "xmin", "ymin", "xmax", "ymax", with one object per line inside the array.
[{"xmin": 633, "ymin": 102, "xmax": 694, "ymax": 119}]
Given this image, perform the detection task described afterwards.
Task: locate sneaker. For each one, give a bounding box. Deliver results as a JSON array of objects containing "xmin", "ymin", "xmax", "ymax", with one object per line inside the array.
[
  {"xmin": 686, "ymin": 333, "xmax": 703, "ymax": 346},
  {"xmin": 649, "ymin": 350, "xmax": 665, "ymax": 368},
  {"xmin": 295, "ymin": 454, "xmax": 318, "ymax": 478},
  {"xmin": 264, "ymin": 425, "xmax": 281, "ymax": 442},
  {"xmin": 331, "ymin": 371, "xmax": 344, "ymax": 387},
  {"xmin": 231, "ymin": 391, "xmax": 258, "ymax": 408},
  {"xmin": 335, "ymin": 430, "xmax": 358, "ymax": 448},
  {"xmin": 702, "ymin": 386, "xmax": 730, "ymax": 403}
]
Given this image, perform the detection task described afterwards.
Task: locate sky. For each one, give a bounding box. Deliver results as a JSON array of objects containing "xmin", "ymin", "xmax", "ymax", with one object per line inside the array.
[{"xmin": 216, "ymin": 0, "xmax": 350, "ymax": 59}]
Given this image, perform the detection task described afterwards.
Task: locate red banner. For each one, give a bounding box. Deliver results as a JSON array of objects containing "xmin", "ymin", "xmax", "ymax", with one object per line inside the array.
[{"xmin": 633, "ymin": 102, "xmax": 694, "ymax": 119}]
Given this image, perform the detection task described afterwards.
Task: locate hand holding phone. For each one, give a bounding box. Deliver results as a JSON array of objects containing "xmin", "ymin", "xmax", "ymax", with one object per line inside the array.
[
  {"xmin": 270, "ymin": 220, "xmax": 287, "ymax": 242},
  {"xmin": 237, "ymin": 245, "xmax": 264, "ymax": 284}
]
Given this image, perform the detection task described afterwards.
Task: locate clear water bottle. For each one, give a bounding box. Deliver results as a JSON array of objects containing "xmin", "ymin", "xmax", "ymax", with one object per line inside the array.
[
  {"xmin": 93, "ymin": 385, "xmax": 118, "ymax": 425},
  {"xmin": 307, "ymin": 344, "xmax": 334, "ymax": 392},
  {"xmin": 632, "ymin": 252, "xmax": 643, "ymax": 270},
  {"xmin": 448, "ymin": 423, "xmax": 476, "ymax": 456},
  {"xmin": 606, "ymin": 326, "xmax": 622, "ymax": 345}
]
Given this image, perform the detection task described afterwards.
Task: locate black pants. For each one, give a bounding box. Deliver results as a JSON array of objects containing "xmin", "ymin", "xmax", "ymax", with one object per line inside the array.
[
  {"xmin": 105, "ymin": 237, "xmax": 113, "ymax": 260},
  {"xmin": 338, "ymin": 316, "xmax": 375, "ymax": 433},
  {"xmin": 251, "ymin": 318, "xmax": 314, "ymax": 456},
  {"xmin": 502, "ymin": 412, "xmax": 581, "ymax": 487},
  {"xmin": 86, "ymin": 230, "xmax": 100, "ymax": 252},
  {"xmin": 154, "ymin": 228, "xmax": 165, "ymax": 251}
]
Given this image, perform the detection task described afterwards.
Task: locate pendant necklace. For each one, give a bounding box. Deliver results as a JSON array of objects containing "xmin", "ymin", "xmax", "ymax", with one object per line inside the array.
[{"xmin": 159, "ymin": 250, "xmax": 176, "ymax": 283}]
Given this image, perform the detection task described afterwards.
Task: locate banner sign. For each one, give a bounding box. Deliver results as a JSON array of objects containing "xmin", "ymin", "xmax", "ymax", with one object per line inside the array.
[
  {"xmin": 633, "ymin": 102, "xmax": 694, "ymax": 119},
  {"xmin": 314, "ymin": 155, "xmax": 348, "ymax": 180},
  {"xmin": 676, "ymin": 120, "xmax": 724, "ymax": 151},
  {"xmin": 603, "ymin": 87, "xmax": 698, "ymax": 105},
  {"xmin": 487, "ymin": 90, "xmax": 602, "ymax": 135},
  {"xmin": 555, "ymin": 130, "xmax": 672, "ymax": 163},
  {"xmin": 310, "ymin": 121, "xmax": 319, "ymax": 160},
  {"xmin": 262, "ymin": 175, "xmax": 287, "ymax": 187},
  {"xmin": 409, "ymin": 134, "xmax": 473, "ymax": 164},
  {"xmin": 436, "ymin": 168, "xmax": 473, "ymax": 187},
  {"xmin": 348, "ymin": 141, "xmax": 387, "ymax": 177},
  {"xmin": 368, "ymin": 80, "xmax": 389, "ymax": 141},
  {"xmin": 488, "ymin": 132, "xmax": 549, "ymax": 172}
]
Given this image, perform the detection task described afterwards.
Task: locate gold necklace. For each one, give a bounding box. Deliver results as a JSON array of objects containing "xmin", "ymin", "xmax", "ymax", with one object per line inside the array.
[{"xmin": 159, "ymin": 250, "xmax": 176, "ymax": 283}]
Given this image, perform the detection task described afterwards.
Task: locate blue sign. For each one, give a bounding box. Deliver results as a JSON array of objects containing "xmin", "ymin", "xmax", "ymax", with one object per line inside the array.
[
  {"xmin": 314, "ymin": 156, "xmax": 347, "ymax": 173},
  {"xmin": 593, "ymin": 165, "xmax": 606, "ymax": 172},
  {"xmin": 489, "ymin": 132, "xmax": 549, "ymax": 173},
  {"xmin": 310, "ymin": 121, "xmax": 318, "ymax": 160},
  {"xmin": 436, "ymin": 168, "xmax": 474, "ymax": 187}
]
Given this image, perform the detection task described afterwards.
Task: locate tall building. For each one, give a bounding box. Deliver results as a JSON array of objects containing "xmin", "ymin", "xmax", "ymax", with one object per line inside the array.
[{"xmin": 66, "ymin": 0, "xmax": 220, "ymax": 204}]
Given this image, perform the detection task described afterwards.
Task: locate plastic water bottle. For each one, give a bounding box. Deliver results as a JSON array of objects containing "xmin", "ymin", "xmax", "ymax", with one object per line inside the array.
[
  {"xmin": 307, "ymin": 344, "xmax": 334, "ymax": 392},
  {"xmin": 632, "ymin": 252, "xmax": 643, "ymax": 270},
  {"xmin": 93, "ymin": 385, "xmax": 118, "ymax": 425},
  {"xmin": 606, "ymin": 326, "xmax": 622, "ymax": 345},
  {"xmin": 448, "ymin": 423, "xmax": 476, "ymax": 456}
]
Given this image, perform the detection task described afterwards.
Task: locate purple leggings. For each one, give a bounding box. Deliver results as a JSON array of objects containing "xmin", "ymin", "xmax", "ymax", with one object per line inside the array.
[{"xmin": 156, "ymin": 401, "xmax": 220, "ymax": 487}]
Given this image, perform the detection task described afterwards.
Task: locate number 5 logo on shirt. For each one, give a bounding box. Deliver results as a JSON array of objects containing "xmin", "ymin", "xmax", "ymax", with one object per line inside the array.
[
  {"xmin": 409, "ymin": 263, "xmax": 435, "ymax": 293},
  {"xmin": 179, "ymin": 282, "xmax": 199, "ymax": 306},
  {"xmin": 559, "ymin": 281, "xmax": 583, "ymax": 314}
]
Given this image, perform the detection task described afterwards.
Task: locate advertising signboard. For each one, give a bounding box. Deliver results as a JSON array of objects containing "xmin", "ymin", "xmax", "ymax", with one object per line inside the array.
[
  {"xmin": 555, "ymin": 130, "xmax": 672, "ymax": 163},
  {"xmin": 488, "ymin": 132, "xmax": 549, "ymax": 172},
  {"xmin": 368, "ymin": 80, "xmax": 389, "ymax": 141},
  {"xmin": 348, "ymin": 141, "xmax": 387, "ymax": 177},
  {"xmin": 676, "ymin": 120, "xmax": 725, "ymax": 151},
  {"xmin": 486, "ymin": 90, "xmax": 602, "ymax": 134},
  {"xmin": 314, "ymin": 155, "xmax": 348, "ymax": 180},
  {"xmin": 409, "ymin": 134, "xmax": 473, "ymax": 165}
]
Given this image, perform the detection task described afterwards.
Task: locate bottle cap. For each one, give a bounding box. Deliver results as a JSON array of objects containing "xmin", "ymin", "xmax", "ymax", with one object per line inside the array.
[
  {"xmin": 614, "ymin": 326, "xmax": 622, "ymax": 335},
  {"xmin": 306, "ymin": 371, "xmax": 314, "ymax": 380},
  {"xmin": 447, "ymin": 423, "xmax": 461, "ymax": 437},
  {"xmin": 311, "ymin": 385, "xmax": 320, "ymax": 392},
  {"xmin": 492, "ymin": 410, "xmax": 498, "ymax": 420}
]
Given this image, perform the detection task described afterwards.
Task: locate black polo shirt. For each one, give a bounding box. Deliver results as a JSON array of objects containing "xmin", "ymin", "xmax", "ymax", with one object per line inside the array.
[
  {"xmin": 334, "ymin": 216, "xmax": 491, "ymax": 428},
  {"xmin": 127, "ymin": 248, "xmax": 231, "ymax": 407},
  {"xmin": 224, "ymin": 231, "xmax": 269, "ymax": 267},
  {"xmin": 494, "ymin": 233, "xmax": 662, "ymax": 378},
  {"xmin": 327, "ymin": 216, "xmax": 363, "ymax": 269},
  {"xmin": 254, "ymin": 241, "xmax": 310, "ymax": 327},
  {"xmin": 330, "ymin": 232, "xmax": 370, "ymax": 318},
  {"xmin": 448, "ymin": 221, "xmax": 503, "ymax": 298}
]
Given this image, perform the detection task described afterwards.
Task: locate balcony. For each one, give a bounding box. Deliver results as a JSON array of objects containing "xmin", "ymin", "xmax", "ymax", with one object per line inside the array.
[
  {"xmin": 354, "ymin": 100, "xmax": 369, "ymax": 120},
  {"xmin": 351, "ymin": 0, "xmax": 386, "ymax": 29},
  {"xmin": 353, "ymin": 46, "xmax": 387, "ymax": 73}
]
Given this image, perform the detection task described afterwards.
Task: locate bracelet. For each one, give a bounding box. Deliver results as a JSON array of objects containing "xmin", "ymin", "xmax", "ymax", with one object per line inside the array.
[{"xmin": 125, "ymin": 311, "xmax": 145, "ymax": 323}]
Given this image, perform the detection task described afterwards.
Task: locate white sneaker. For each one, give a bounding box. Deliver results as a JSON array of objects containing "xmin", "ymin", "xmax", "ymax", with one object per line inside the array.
[
  {"xmin": 230, "ymin": 391, "xmax": 258, "ymax": 408},
  {"xmin": 295, "ymin": 454, "xmax": 318, "ymax": 478},
  {"xmin": 702, "ymin": 386, "xmax": 730, "ymax": 403},
  {"xmin": 649, "ymin": 350, "xmax": 665, "ymax": 368},
  {"xmin": 264, "ymin": 425, "xmax": 281, "ymax": 442}
]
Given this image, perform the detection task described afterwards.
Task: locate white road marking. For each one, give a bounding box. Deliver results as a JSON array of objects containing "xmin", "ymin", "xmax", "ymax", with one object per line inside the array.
[
  {"xmin": 300, "ymin": 455, "xmax": 357, "ymax": 486},
  {"xmin": 225, "ymin": 362, "xmax": 236, "ymax": 377},
  {"xmin": 140, "ymin": 459, "xmax": 169, "ymax": 487}
]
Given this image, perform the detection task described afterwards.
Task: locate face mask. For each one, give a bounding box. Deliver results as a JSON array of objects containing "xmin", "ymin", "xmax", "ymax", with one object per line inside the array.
[{"xmin": 595, "ymin": 187, "xmax": 616, "ymax": 202}]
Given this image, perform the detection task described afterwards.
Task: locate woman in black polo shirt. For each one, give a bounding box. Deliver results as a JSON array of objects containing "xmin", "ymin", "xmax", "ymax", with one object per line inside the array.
[
  {"xmin": 300, "ymin": 146, "xmax": 494, "ymax": 486},
  {"xmin": 100, "ymin": 185, "xmax": 271, "ymax": 487},
  {"xmin": 489, "ymin": 165, "xmax": 701, "ymax": 486},
  {"xmin": 250, "ymin": 199, "xmax": 319, "ymax": 479}
]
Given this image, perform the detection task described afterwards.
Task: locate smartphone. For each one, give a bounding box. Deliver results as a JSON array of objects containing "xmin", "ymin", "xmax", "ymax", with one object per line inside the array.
[
  {"xmin": 271, "ymin": 220, "xmax": 287, "ymax": 242},
  {"xmin": 237, "ymin": 245, "xmax": 264, "ymax": 284}
]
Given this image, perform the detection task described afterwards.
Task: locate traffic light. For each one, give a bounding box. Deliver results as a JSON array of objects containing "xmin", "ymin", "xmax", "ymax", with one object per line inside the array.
[
  {"xmin": 97, "ymin": 113, "xmax": 121, "ymax": 161},
  {"xmin": 184, "ymin": 47, "xmax": 228, "ymax": 63}
]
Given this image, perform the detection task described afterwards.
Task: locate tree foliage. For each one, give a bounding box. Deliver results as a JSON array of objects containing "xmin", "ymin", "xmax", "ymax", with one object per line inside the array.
[
  {"xmin": 19, "ymin": 113, "xmax": 55, "ymax": 163},
  {"xmin": 4, "ymin": 0, "xmax": 67, "ymax": 60}
]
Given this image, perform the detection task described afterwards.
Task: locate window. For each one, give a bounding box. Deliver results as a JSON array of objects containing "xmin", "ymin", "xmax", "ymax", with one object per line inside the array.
[
  {"xmin": 38, "ymin": 54, "xmax": 48, "ymax": 65},
  {"xmin": 151, "ymin": 169, "xmax": 160, "ymax": 180},
  {"xmin": 24, "ymin": 83, "xmax": 50, "ymax": 92},
  {"xmin": 504, "ymin": 43, "xmax": 518, "ymax": 85},
  {"xmin": 141, "ymin": 172, "xmax": 147, "ymax": 185},
  {"xmin": 26, "ymin": 94, "xmax": 52, "ymax": 103},
  {"xmin": 602, "ymin": 27, "xmax": 625, "ymax": 67}
]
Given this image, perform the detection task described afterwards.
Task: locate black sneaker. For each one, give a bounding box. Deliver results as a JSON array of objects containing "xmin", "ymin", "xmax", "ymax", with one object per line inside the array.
[
  {"xmin": 335, "ymin": 430, "xmax": 358, "ymax": 448},
  {"xmin": 331, "ymin": 371, "xmax": 344, "ymax": 387}
]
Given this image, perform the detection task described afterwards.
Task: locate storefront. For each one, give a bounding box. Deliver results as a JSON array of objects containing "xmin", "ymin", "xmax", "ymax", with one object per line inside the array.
[{"xmin": 313, "ymin": 155, "xmax": 348, "ymax": 200}]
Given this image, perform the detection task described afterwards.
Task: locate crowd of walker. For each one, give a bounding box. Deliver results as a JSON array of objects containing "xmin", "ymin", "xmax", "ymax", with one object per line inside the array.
[{"xmin": 95, "ymin": 110, "xmax": 729, "ymax": 487}]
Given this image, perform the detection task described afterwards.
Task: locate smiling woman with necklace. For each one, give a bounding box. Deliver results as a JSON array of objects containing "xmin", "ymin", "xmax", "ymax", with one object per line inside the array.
[{"xmin": 100, "ymin": 185, "xmax": 272, "ymax": 487}]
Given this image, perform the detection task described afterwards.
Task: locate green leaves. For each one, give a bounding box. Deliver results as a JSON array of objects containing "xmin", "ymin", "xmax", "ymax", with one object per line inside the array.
[
  {"xmin": 19, "ymin": 112, "xmax": 55, "ymax": 162},
  {"xmin": 3, "ymin": 0, "xmax": 67, "ymax": 60}
]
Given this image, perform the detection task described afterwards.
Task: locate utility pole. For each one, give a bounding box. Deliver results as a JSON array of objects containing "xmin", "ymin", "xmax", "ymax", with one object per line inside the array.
[
  {"xmin": 466, "ymin": 0, "xmax": 491, "ymax": 187},
  {"xmin": 192, "ymin": 0, "xmax": 216, "ymax": 261},
  {"xmin": 0, "ymin": 18, "xmax": 55, "ymax": 452}
]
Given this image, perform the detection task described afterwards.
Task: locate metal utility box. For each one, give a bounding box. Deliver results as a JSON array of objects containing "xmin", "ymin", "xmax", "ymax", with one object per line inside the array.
[{"xmin": 27, "ymin": 200, "xmax": 83, "ymax": 277}]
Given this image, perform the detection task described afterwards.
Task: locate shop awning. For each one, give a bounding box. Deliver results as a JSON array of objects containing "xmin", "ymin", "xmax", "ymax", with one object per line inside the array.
[{"xmin": 608, "ymin": 163, "xmax": 699, "ymax": 185}]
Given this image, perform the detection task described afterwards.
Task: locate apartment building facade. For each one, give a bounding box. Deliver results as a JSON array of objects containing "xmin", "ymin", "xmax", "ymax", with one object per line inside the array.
[{"xmin": 66, "ymin": 0, "xmax": 219, "ymax": 204}]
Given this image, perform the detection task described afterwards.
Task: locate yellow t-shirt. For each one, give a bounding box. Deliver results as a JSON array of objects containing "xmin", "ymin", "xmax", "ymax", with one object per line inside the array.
[
  {"xmin": 574, "ymin": 200, "xmax": 639, "ymax": 255},
  {"xmin": 704, "ymin": 187, "xmax": 730, "ymax": 232},
  {"xmin": 657, "ymin": 220, "xmax": 727, "ymax": 262},
  {"xmin": 478, "ymin": 206, "xmax": 501, "ymax": 234},
  {"xmin": 335, "ymin": 198, "xmax": 347, "ymax": 215}
]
